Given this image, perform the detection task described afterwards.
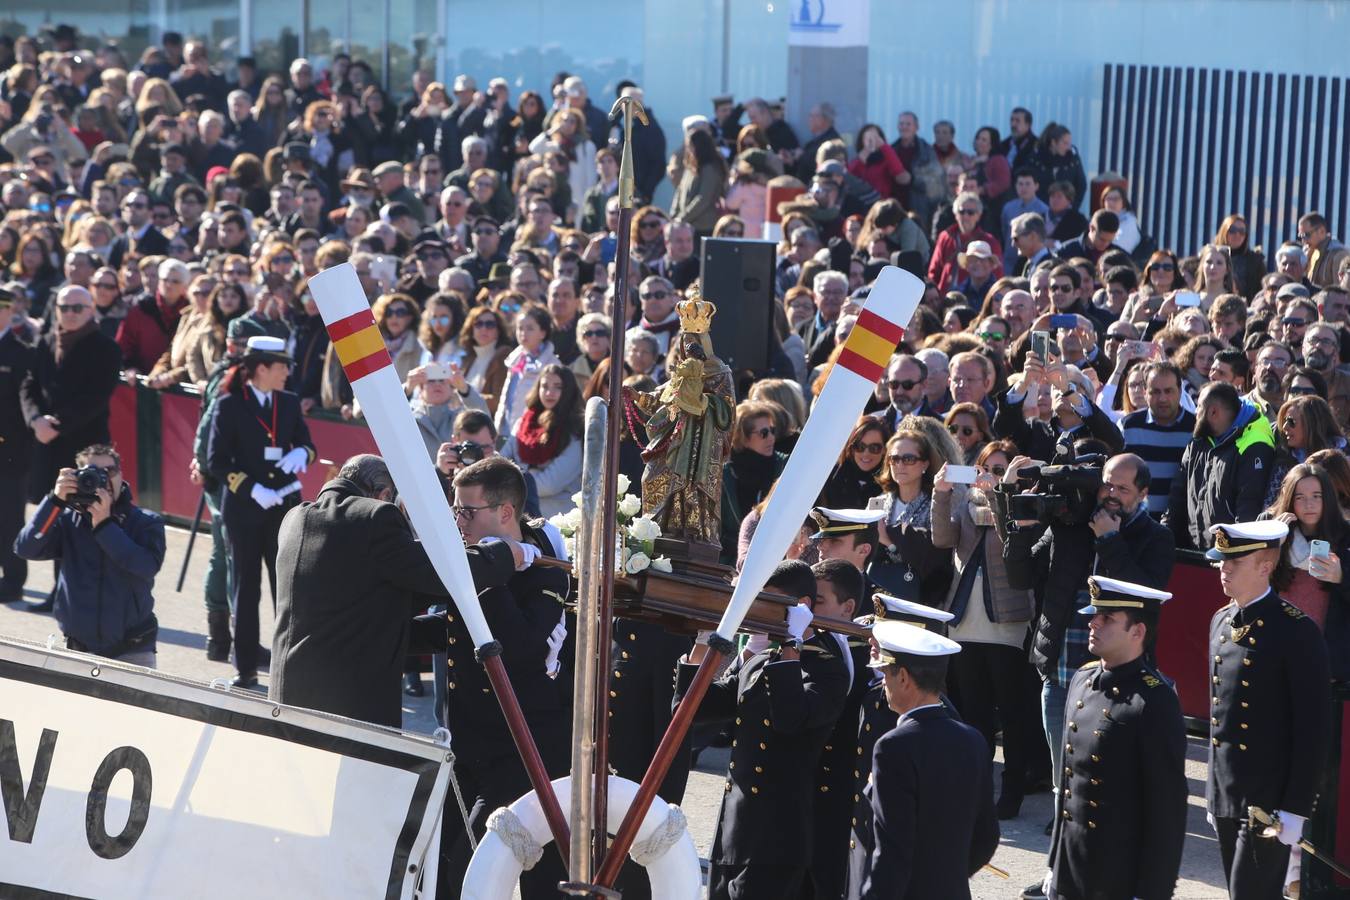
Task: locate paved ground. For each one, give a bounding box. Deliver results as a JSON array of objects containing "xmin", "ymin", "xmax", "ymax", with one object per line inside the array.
[{"xmin": 0, "ymin": 515, "xmax": 1230, "ymax": 897}]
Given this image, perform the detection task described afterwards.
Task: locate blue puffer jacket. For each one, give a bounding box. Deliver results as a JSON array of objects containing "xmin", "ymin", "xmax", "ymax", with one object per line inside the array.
[{"xmin": 15, "ymin": 486, "xmax": 165, "ymax": 655}]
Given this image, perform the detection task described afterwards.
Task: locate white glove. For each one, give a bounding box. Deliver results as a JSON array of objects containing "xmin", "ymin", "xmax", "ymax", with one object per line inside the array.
[
  {"xmin": 1207, "ymin": 812, "xmax": 1216, "ymax": 832},
  {"xmin": 276, "ymin": 447, "xmax": 309, "ymax": 474},
  {"xmin": 745, "ymin": 632, "xmax": 771, "ymax": 656},
  {"xmin": 785, "ymin": 602, "xmax": 813, "ymax": 643},
  {"xmin": 1275, "ymin": 811, "xmax": 1306, "ymax": 847},
  {"xmin": 250, "ymin": 484, "xmax": 281, "ymax": 509},
  {"xmin": 544, "ymin": 614, "xmax": 566, "ymax": 677},
  {"xmin": 517, "ymin": 542, "xmax": 540, "ymax": 570}
]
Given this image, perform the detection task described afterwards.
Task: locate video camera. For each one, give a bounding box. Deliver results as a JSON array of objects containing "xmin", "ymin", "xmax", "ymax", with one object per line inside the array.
[
  {"xmin": 1007, "ymin": 455, "xmax": 1105, "ymax": 526},
  {"xmin": 68, "ymin": 465, "xmax": 111, "ymax": 512}
]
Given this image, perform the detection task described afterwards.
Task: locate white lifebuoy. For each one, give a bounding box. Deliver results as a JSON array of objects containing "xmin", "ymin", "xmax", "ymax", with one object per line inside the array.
[{"xmin": 460, "ymin": 775, "xmax": 701, "ymax": 899}]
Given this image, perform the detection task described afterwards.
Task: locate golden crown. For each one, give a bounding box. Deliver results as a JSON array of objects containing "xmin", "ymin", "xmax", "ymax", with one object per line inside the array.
[{"xmin": 676, "ymin": 284, "xmax": 716, "ymax": 334}]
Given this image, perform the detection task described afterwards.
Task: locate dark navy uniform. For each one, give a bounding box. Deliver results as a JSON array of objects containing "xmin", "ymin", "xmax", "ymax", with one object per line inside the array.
[
  {"xmin": 1208, "ymin": 589, "xmax": 1330, "ymax": 898},
  {"xmin": 676, "ymin": 630, "xmax": 850, "ymax": 898},
  {"xmin": 1048, "ymin": 658, "xmax": 1187, "ymax": 900},
  {"xmin": 0, "ymin": 321, "xmax": 35, "ymax": 600},
  {"xmin": 845, "ymin": 680, "xmax": 900, "ymax": 898},
  {"xmin": 438, "ymin": 559, "xmax": 571, "ymax": 900},
  {"xmin": 205, "ymin": 382, "xmax": 313, "ymax": 682}
]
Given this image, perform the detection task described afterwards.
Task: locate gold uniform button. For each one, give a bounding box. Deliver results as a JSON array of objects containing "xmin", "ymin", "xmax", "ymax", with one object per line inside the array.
[
  {"xmin": 1241, "ymin": 680, "xmax": 1250, "ymax": 687},
  {"xmin": 1093, "ymin": 730, "xmax": 1102, "ymax": 737},
  {"xmin": 448, "ymin": 682, "xmax": 456, "ymax": 690},
  {"xmin": 1240, "ymin": 723, "xmax": 1249, "ymax": 729},
  {"xmin": 1076, "ymin": 700, "xmax": 1084, "ymax": 709},
  {"xmin": 629, "ymin": 633, "xmax": 637, "ymax": 641},
  {"xmin": 725, "ymin": 782, "xmax": 731, "ymax": 793},
  {"xmin": 732, "ymin": 740, "xmax": 738, "ymax": 747},
  {"xmin": 1214, "ymin": 655, "xmax": 1222, "ymax": 663},
  {"xmin": 1242, "ymin": 658, "xmax": 1252, "ymax": 667},
  {"xmin": 1241, "ymin": 701, "xmax": 1249, "ymax": 708},
  {"xmin": 759, "ymin": 742, "xmax": 767, "ymax": 750},
  {"xmin": 610, "ymin": 690, "xmax": 617, "ymax": 698},
  {"xmin": 1088, "ymin": 821, "xmax": 1097, "ymax": 829},
  {"xmin": 729, "ymin": 761, "xmax": 735, "ymax": 769},
  {"xmin": 736, "ymin": 717, "xmax": 742, "ymax": 725},
  {"xmin": 755, "ymin": 766, "xmax": 763, "ymax": 773},
  {"xmin": 1069, "ymin": 722, "xmax": 1078, "ymax": 732},
  {"xmin": 447, "ymin": 659, "xmax": 454, "ymax": 667},
  {"xmin": 1212, "ymin": 717, "xmax": 1219, "ymax": 725},
  {"xmin": 1089, "ymin": 800, "xmax": 1098, "ymax": 808},
  {"xmin": 1090, "ymin": 778, "xmax": 1101, "ymax": 786},
  {"xmin": 820, "ymin": 786, "xmax": 829, "ymax": 793},
  {"xmin": 621, "ymin": 651, "xmax": 629, "ymax": 659},
  {"xmin": 763, "ymin": 718, "xmax": 771, "ymax": 726},
  {"xmin": 850, "ymin": 840, "xmax": 856, "ymax": 849},
  {"xmin": 751, "ymin": 786, "xmax": 760, "ymax": 795},
  {"xmin": 1090, "ymin": 754, "xmax": 1100, "ymax": 763},
  {"xmin": 614, "ymin": 671, "xmax": 621, "ymax": 678},
  {"xmin": 1213, "ymin": 676, "xmax": 1221, "ymax": 684},
  {"xmin": 1239, "ymin": 743, "xmax": 1248, "ymax": 751},
  {"xmin": 1212, "ymin": 738, "xmax": 1220, "ymax": 746}
]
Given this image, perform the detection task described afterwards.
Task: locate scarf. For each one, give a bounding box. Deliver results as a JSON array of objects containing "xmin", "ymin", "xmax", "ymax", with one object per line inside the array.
[
  {"xmin": 639, "ymin": 314, "xmax": 680, "ymax": 336},
  {"xmin": 310, "ymin": 129, "xmax": 334, "ymax": 168},
  {"xmin": 1287, "ymin": 529, "xmax": 1313, "ymax": 572},
  {"xmin": 885, "ymin": 489, "xmax": 932, "ymax": 530},
  {"xmin": 507, "ymin": 342, "xmax": 551, "ymax": 376},
  {"xmin": 514, "ymin": 406, "xmax": 562, "ymax": 466},
  {"xmin": 55, "ymin": 319, "xmax": 97, "ymax": 364}
]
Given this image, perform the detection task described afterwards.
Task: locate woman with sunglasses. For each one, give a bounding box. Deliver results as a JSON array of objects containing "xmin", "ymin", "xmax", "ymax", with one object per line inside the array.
[
  {"xmin": 89, "ymin": 265, "xmax": 129, "ymax": 339},
  {"xmin": 145, "ymin": 273, "xmax": 219, "ymax": 389},
  {"xmin": 569, "ymin": 311, "xmax": 611, "ymax": 389},
  {"xmin": 721, "ymin": 400, "xmax": 788, "ymax": 560},
  {"xmin": 417, "ymin": 293, "xmax": 465, "ymax": 365},
  {"xmin": 931, "ymin": 438, "xmax": 1037, "ymax": 818},
  {"xmin": 369, "ymin": 292, "xmax": 423, "ymax": 388},
  {"xmin": 457, "ymin": 306, "xmax": 513, "ymax": 416},
  {"xmin": 1266, "ymin": 395, "xmax": 1346, "ymax": 508},
  {"xmin": 928, "ymin": 190, "xmax": 1003, "ymax": 293},
  {"xmin": 944, "ymin": 402, "xmax": 993, "ymax": 464},
  {"xmin": 188, "ymin": 282, "xmax": 245, "ymax": 389},
  {"xmin": 1214, "ymin": 213, "xmax": 1265, "ymax": 298},
  {"xmin": 630, "ymin": 205, "xmax": 669, "ymax": 264},
  {"xmin": 869, "ymin": 428, "xmax": 954, "ymax": 610},
  {"xmin": 819, "ymin": 415, "xmax": 892, "ymax": 510}
]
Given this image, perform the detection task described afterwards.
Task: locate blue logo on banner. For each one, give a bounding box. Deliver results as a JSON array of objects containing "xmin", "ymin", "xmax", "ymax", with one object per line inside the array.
[{"xmin": 791, "ymin": 0, "xmax": 842, "ymax": 33}]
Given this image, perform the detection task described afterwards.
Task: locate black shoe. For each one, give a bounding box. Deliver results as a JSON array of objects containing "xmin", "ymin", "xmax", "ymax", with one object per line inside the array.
[
  {"xmin": 403, "ymin": 673, "xmax": 424, "ymax": 697},
  {"xmin": 256, "ymin": 644, "xmax": 272, "ymax": 670},
  {"xmin": 232, "ymin": 671, "xmax": 259, "ymax": 689},
  {"xmin": 206, "ymin": 610, "xmax": 232, "ymax": 662},
  {"xmin": 23, "ymin": 597, "xmax": 53, "ymax": 613},
  {"xmin": 1043, "ymin": 818, "xmax": 1054, "ymax": 835},
  {"xmin": 996, "ymin": 792, "xmax": 1024, "ymax": 820},
  {"xmin": 1021, "ymin": 881, "xmax": 1047, "ymax": 899}
]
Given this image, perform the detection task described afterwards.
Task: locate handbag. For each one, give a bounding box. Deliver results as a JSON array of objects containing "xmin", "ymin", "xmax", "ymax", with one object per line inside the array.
[{"xmin": 866, "ymin": 547, "xmax": 921, "ymax": 602}]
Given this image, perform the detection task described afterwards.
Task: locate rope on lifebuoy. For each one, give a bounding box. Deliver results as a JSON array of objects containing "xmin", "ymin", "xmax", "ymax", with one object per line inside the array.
[
  {"xmin": 629, "ymin": 803, "xmax": 687, "ymax": 867},
  {"xmin": 484, "ymin": 807, "xmax": 543, "ymax": 870}
]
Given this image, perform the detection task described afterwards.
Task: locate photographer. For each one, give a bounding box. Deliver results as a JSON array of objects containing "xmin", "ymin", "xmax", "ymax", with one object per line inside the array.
[
  {"xmin": 995, "ymin": 450, "xmax": 1174, "ymax": 857},
  {"xmin": 15, "ymin": 444, "xmax": 165, "ymax": 666},
  {"xmin": 409, "ymin": 360, "xmax": 488, "ymax": 460}
]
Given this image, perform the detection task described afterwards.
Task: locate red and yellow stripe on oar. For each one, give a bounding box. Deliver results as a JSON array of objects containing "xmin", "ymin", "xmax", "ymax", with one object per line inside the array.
[
  {"xmin": 326, "ymin": 307, "xmax": 390, "ymax": 381},
  {"xmin": 835, "ymin": 309, "xmax": 905, "ymax": 381}
]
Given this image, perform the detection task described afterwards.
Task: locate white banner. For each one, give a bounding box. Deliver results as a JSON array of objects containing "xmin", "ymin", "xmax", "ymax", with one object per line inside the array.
[
  {"xmin": 0, "ymin": 638, "xmax": 448, "ymax": 899},
  {"xmin": 788, "ymin": 0, "xmax": 870, "ymax": 47}
]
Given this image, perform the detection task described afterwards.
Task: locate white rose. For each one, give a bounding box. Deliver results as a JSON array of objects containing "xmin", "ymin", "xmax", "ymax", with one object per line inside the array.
[
  {"xmin": 627, "ymin": 516, "xmax": 661, "ymax": 543},
  {"xmin": 625, "ymin": 551, "xmax": 651, "ymax": 574},
  {"xmin": 618, "ymin": 494, "xmax": 642, "ymax": 518},
  {"xmin": 650, "ymin": 556, "xmax": 673, "ymax": 573},
  {"xmin": 617, "ymin": 474, "xmax": 631, "ymax": 495},
  {"xmin": 564, "ymin": 508, "xmax": 585, "ymax": 530},
  {"xmin": 548, "ymin": 513, "xmax": 574, "ymax": 536},
  {"xmin": 571, "ymin": 490, "xmax": 584, "ymax": 508}
]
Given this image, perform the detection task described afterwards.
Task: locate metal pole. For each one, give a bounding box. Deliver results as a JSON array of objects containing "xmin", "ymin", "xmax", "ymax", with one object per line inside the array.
[
  {"xmin": 594, "ymin": 635, "xmax": 735, "ymax": 888},
  {"xmin": 566, "ymin": 399, "xmax": 608, "ymax": 883},
  {"xmin": 593, "ymin": 94, "xmax": 647, "ymax": 873},
  {"xmin": 479, "ymin": 649, "xmax": 570, "ymax": 865}
]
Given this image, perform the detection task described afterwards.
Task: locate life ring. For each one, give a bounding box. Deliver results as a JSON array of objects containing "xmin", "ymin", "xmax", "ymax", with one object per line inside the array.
[{"xmin": 460, "ymin": 775, "xmax": 701, "ymax": 899}]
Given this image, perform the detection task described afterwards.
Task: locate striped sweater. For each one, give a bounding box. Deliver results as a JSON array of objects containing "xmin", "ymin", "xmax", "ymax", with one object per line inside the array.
[{"xmin": 1120, "ymin": 408, "xmax": 1197, "ymax": 517}]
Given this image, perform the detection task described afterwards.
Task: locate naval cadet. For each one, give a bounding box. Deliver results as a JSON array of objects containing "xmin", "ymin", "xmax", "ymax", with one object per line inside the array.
[
  {"xmin": 205, "ymin": 335, "xmax": 314, "ymax": 688},
  {"xmin": 846, "ymin": 593, "xmax": 957, "ymax": 900},
  {"xmin": 675, "ymin": 559, "xmax": 850, "ymax": 898},
  {"xmin": 1206, "ymin": 520, "xmax": 1330, "ymax": 900},
  {"xmin": 1046, "ymin": 575, "xmax": 1188, "ymax": 900},
  {"xmin": 856, "ymin": 619, "xmax": 999, "ymax": 899}
]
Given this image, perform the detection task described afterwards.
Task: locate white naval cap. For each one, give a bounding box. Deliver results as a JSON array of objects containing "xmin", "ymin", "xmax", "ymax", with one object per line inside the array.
[
  {"xmin": 872, "ymin": 593, "xmax": 955, "ymax": 628},
  {"xmin": 809, "ymin": 506, "xmax": 886, "ymax": 539},
  {"xmin": 867, "ymin": 620, "xmax": 961, "ymax": 668},
  {"xmin": 1206, "ymin": 520, "xmax": 1289, "ymax": 561},
  {"xmin": 1078, "ymin": 575, "xmax": 1172, "ymax": 616}
]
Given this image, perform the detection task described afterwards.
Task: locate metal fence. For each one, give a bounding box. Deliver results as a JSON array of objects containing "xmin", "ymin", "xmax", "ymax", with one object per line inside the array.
[{"xmin": 1097, "ymin": 63, "xmax": 1350, "ymax": 266}]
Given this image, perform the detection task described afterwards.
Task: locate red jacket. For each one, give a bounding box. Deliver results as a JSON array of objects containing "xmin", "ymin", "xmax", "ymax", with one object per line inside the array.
[
  {"xmin": 115, "ymin": 294, "xmax": 186, "ymax": 373},
  {"xmin": 927, "ymin": 226, "xmax": 1003, "ymax": 294},
  {"xmin": 847, "ymin": 144, "xmax": 906, "ymax": 200}
]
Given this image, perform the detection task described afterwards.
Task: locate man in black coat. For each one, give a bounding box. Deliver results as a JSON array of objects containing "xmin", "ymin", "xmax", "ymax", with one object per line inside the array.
[
  {"xmin": 20, "ymin": 286, "xmax": 121, "ymax": 506},
  {"xmin": 1205, "ymin": 521, "xmax": 1330, "ymax": 899},
  {"xmin": 439, "ymin": 456, "xmax": 570, "ymax": 900},
  {"xmin": 0, "ymin": 289, "xmax": 35, "ymax": 602},
  {"xmin": 675, "ymin": 560, "xmax": 849, "ymax": 898},
  {"xmin": 1047, "ymin": 576, "xmax": 1187, "ymax": 900},
  {"xmin": 857, "ymin": 620, "xmax": 998, "ymax": 899},
  {"xmin": 269, "ymin": 454, "xmax": 523, "ymax": 728}
]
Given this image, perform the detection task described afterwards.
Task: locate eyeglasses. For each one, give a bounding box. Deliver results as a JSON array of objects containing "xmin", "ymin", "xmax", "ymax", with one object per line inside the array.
[
  {"xmin": 57, "ymin": 303, "xmax": 91, "ymax": 313},
  {"xmin": 431, "ymin": 315, "xmax": 453, "ymax": 327},
  {"xmin": 583, "ymin": 329, "xmax": 610, "ymax": 339},
  {"xmin": 272, "ymin": 254, "xmax": 295, "ymax": 264},
  {"xmin": 417, "ymin": 251, "xmax": 447, "ymax": 261},
  {"xmin": 852, "ymin": 440, "xmax": 884, "ymax": 455},
  {"xmin": 473, "ymin": 319, "xmax": 498, "ymax": 330},
  {"xmin": 1306, "ymin": 335, "xmax": 1337, "ymax": 348},
  {"xmin": 94, "ymin": 281, "xmax": 118, "ymax": 290},
  {"xmin": 386, "ymin": 307, "xmax": 413, "ymax": 318},
  {"xmin": 889, "ymin": 453, "xmax": 927, "ymax": 466},
  {"xmin": 1282, "ymin": 417, "xmax": 1301, "ymax": 429},
  {"xmin": 976, "ymin": 330, "xmax": 1005, "ymax": 341},
  {"xmin": 1051, "ymin": 283, "xmax": 1075, "ymax": 294},
  {"xmin": 641, "ymin": 291, "xmax": 669, "ymax": 301},
  {"xmin": 751, "ymin": 426, "xmax": 776, "ymax": 439},
  {"xmin": 123, "ymin": 201, "xmax": 148, "ymax": 210},
  {"xmin": 639, "ymin": 220, "xmax": 663, "ymax": 229},
  {"xmin": 956, "ymin": 208, "xmax": 979, "ymax": 216},
  {"xmin": 1281, "ymin": 317, "xmax": 1309, "ymax": 326},
  {"xmin": 888, "ymin": 378, "xmax": 921, "ymax": 391},
  {"xmin": 473, "ymin": 227, "xmax": 498, "ymax": 236},
  {"xmin": 1297, "ymin": 232, "xmax": 1310, "ymax": 242},
  {"xmin": 453, "ymin": 502, "xmax": 501, "ymax": 520},
  {"xmin": 947, "ymin": 424, "xmax": 977, "ymax": 437},
  {"xmin": 1229, "ymin": 226, "xmax": 1247, "ymax": 234}
]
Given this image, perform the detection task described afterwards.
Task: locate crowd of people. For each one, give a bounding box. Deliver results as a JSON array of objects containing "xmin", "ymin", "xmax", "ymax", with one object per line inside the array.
[{"xmin": 2, "ymin": 23, "xmax": 1350, "ymax": 900}]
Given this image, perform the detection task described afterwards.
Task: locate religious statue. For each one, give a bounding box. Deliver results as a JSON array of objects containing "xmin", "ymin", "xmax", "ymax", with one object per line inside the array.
[{"xmin": 623, "ymin": 285, "xmax": 735, "ymax": 563}]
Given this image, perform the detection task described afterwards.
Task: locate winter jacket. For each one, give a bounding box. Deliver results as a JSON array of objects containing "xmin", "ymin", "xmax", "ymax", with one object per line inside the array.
[
  {"xmin": 16, "ymin": 487, "xmax": 165, "ymax": 656},
  {"xmin": 932, "ymin": 486, "xmax": 1033, "ymax": 624},
  {"xmin": 1310, "ymin": 237, "xmax": 1350, "ymax": 289},
  {"xmin": 1166, "ymin": 400, "xmax": 1276, "ymax": 550},
  {"xmin": 928, "ymin": 225, "xmax": 1003, "ymax": 294},
  {"xmin": 116, "ymin": 294, "xmax": 188, "ymax": 373},
  {"xmin": 671, "ymin": 162, "xmax": 728, "ymax": 234},
  {"xmin": 1031, "ymin": 145, "xmax": 1088, "ymax": 212},
  {"xmin": 992, "ymin": 388, "xmax": 1123, "ymax": 464}
]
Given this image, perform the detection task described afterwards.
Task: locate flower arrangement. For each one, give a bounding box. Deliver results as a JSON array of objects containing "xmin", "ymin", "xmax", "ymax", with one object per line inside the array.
[{"xmin": 548, "ymin": 474, "xmax": 674, "ymax": 575}]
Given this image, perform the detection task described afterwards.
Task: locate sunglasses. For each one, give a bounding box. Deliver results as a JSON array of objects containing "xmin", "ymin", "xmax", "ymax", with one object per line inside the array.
[
  {"xmin": 987, "ymin": 464, "xmax": 1007, "ymax": 476},
  {"xmin": 641, "ymin": 291, "xmax": 669, "ymax": 300},
  {"xmin": 1281, "ymin": 317, "xmax": 1308, "ymax": 326},
  {"xmin": 94, "ymin": 281, "xmax": 118, "ymax": 290},
  {"xmin": 888, "ymin": 378, "xmax": 921, "ymax": 391},
  {"xmin": 583, "ymin": 329, "xmax": 610, "ymax": 339},
  {"xmin": 1229, "ymin": 226, "xmax": 1247, "ymax": 234},
  {"xmin": 1288, "ymin": 385, "xmax": 1318, "ymax": 396},
  {"xmin": 431, "ymin": 315, "xmax": 453, "ymax": 327},
  {"xmin": 956, "ymin": 208, "xmax": 979, "ymax": 216},
  {"xmin": 473, "ymin": 319, "xmax": 499, "ymax": 329},
  {"xmin": 889, "ymin": 453, "xmax": 927, "ymax": 466},
  {"xmin": 57, "ymin": 303, "xmax": 90, "ymax": 313},
  {"xmin": 639, "ymin": 220, "xmax": 663, "ymax": 229},
  {"xmin": 948, "ymin": 424, "xmax": 977, "ymax": 437},
  {"xmin": 272, "ymin": 255, "xmax": 295, "ymax": 264},
  {"xmin": 976, "ymin": 330, "xmax": 1005, "ymax": 341},
  {"xmin": 751, "ymin": 426, "xmax": 776, "ymax": 439},
  {"xmin": 1051, "ymin": 284, "xmax": 1075, "ymax": 294},
  {"xmin": 473, "ymin": 227, "xmax": 498, "ymax": 236},
  {"xmin": 123, "ymin": 202, "xmax": 148, "ymax": 210},
  {"xmin": 1149, "ymin": 262, "xmax": 1176, "ymax": 272},
  {"xmin": 386, "ymin": 307, "xmax": 413, "ymax": 318},
  {"xmin": 852, "ymin": 440, "xmax": 885, "ymax": 455},
  {"xmin": 417, "ymin": 251, "xmax": 447, "ymax": 261}
]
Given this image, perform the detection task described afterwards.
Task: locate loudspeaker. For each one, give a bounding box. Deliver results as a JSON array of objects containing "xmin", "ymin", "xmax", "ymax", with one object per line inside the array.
[{"xmin": 699, "ymin": 238, "xmax": 777, "ymax": 373}]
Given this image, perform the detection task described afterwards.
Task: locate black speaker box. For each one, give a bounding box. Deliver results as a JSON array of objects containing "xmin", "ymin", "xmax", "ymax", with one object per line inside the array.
[{"xmin": 698, "ymin": 238, "xmax": 777, "ymax": 373}]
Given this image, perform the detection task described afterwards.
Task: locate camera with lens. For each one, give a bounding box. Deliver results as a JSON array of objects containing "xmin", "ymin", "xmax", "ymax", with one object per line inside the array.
[
  {"xmin": 452, "ymin": 441, "xmax": 485, "ymax": 466},
  {"xmin": 68, "ymin": 465, "xmax": 111, "ymax": 512},
  {"xmin": 1007, "ymin": 455, "xmax": 1105, "ymax": 526}
]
